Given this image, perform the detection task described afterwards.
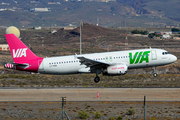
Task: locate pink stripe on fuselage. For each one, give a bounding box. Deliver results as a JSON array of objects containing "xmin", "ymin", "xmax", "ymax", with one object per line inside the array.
[{"xmin": 15, "ymin": 58, "xmax": 44, "ymax": 72}]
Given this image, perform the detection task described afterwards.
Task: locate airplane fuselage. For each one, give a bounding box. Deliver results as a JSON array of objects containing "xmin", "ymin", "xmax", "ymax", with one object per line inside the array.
[{"xmin": 38, "ymin": 48, "xmax": 177, "ymax": 75}]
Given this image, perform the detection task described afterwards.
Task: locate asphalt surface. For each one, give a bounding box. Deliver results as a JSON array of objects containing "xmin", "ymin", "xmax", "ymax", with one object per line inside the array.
[{"xmin": 0, "ymin": 88, "xmax": 179, "ymax": 101}]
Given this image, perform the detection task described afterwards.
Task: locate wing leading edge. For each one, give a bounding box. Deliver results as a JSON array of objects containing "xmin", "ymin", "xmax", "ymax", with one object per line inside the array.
[{"xmin": 77, "ymin": 56, "xmax": 114, "ymax": 71}]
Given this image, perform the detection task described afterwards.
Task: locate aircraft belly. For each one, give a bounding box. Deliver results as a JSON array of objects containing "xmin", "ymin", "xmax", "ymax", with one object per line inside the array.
[
  {"xmin": 43, "ymin": 63, "xmax": 82, "ymax": 74},
  {"xmin": 129, "ymin": 64, "xmax": 147, "ymax": 69},
  {"xmin": 59, "ymin": 65, "xmax": 79, "ymax": 74}
]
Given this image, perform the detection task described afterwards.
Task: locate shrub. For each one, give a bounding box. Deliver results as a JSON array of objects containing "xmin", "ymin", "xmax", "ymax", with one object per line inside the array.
[
  {"xmin": 126, "ymin": 108, "xmax": 135, "ymax": 115},
  {"xmin": 151, "ymin": 117, "xmax": 156, "ymax": 120},
  {"xmin": 109, "ymin": 117, "xmax": 115, "ymax": 120},
  {"xmin": 94, "ymin": 111, "xmax": 102, "ymax": 118},
  {"xmin": 77, "ymin": 111, "xmax": 89, "ymax": 119},
  {"xmin": 171, "ymin": 28, "xmax": 180, "ymax": 32},
  {"xmin": 104, "ymin": 84, "xmax": 109, "ymax": 87},
  {"xmin": 131, "ymin": 30, "xmax": 148, "ymax": 35},
  {"xmin": 116, "ymin": 116, "xmax": 123, "ymax": 120}
]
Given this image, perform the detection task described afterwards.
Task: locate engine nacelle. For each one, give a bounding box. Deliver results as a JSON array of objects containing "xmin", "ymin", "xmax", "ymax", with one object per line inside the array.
[{"xmin": 103, "ymin": 64, "xmax": 128, "ymax": 75}]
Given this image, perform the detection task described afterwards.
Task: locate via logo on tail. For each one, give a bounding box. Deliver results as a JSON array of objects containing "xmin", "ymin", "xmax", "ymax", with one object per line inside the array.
[{"xmin": 13, "ymin": 48, "xmax": 27, "ymax": 58}]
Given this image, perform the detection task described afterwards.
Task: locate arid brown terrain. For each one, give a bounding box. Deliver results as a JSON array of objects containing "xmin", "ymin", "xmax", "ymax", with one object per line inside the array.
[
  {"xmin": 0, "ymin": 24, "xmax": 180, "ymax": 120},
  {"xmin": 1, "ymin": 23, "xmax": 180, "ymax": 76}
]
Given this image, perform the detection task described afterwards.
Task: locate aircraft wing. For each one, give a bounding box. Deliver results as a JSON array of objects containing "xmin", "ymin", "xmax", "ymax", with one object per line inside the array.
[{"xmin": 77, "ymin": 56, "xmax": 114, "ymax": 71}]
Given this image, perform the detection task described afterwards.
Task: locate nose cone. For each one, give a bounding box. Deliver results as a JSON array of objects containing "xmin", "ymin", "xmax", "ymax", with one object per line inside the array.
[{"xmin": 171, "ymin": 55, "xmax": 177, "ymax": 63}]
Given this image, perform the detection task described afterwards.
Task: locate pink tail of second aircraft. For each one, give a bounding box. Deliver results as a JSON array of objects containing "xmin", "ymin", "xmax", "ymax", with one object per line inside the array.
[{"xmin": 5, "ymin": 34, "xmax": 43, "ymax": 72}]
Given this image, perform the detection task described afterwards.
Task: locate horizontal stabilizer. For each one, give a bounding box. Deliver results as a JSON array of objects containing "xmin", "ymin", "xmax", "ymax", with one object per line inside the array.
[{"xmin": 4, "ymin": 62, "xmax": 29, "ymax": 69}]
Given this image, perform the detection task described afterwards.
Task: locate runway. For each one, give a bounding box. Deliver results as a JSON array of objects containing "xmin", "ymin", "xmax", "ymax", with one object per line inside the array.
[{"xmin": 0, "ymin": 88, "xmax": 179, "ymax": 101}]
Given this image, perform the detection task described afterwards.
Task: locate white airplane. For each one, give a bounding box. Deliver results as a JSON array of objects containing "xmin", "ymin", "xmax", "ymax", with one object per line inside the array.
[{"xmin": 4, "ymin": 34, "xmax": 177, "ymax": 83}]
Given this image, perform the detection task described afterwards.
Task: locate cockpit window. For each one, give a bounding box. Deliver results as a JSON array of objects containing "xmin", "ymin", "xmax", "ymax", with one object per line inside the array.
[{"xmin": 162, "ymin": 52, "xmax": 170, "ymax": 55}]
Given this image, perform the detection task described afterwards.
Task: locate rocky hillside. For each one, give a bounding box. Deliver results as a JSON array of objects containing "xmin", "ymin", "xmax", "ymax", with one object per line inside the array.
[{"xmin": 0, "ymin": 0, "xmax": 179, "ymax": 27}]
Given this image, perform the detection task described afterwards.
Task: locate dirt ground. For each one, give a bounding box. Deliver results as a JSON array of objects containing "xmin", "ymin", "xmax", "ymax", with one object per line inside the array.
[
  {"xmin": 0, "ymin": 101, "xmax": 180, "ymax": 120},
  {"xmin": 0, "ymin": 88, "xmax": 180, "ymax": 120}
]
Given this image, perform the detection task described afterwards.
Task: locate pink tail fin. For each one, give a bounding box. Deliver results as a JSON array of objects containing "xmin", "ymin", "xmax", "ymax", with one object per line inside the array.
[{"xmin": 5, "ymin": 34, "xmax": 40, "ymax": 63}]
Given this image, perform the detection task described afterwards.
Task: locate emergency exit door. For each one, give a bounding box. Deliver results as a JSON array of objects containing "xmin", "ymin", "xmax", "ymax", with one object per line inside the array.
[{"xmin": 151, "ymin": 50, "xmax": 157, "ymax": 60}]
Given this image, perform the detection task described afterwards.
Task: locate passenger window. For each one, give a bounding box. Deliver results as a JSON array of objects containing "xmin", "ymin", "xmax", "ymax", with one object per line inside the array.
[
  {"xmin": 49, "ymin": 63, "xmax": 51, "ymax": 65},
  {"xmin": 110, "ymin": 57, "xmax": 112, "ymax": 60}
]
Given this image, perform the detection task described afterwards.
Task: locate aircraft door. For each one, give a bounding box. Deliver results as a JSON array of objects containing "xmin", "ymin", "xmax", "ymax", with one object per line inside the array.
[{"xmin": 151, "ymin": 50, "xmax": 157, "ymax": 60}]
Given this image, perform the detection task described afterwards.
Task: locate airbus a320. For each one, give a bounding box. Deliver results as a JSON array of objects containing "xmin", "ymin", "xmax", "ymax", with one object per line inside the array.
[{"xmin": 4, "ymin": 34, "xmax": 177, "ymax": 83}]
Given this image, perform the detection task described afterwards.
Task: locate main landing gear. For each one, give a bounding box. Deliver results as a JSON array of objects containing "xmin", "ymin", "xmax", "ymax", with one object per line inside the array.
[
  {"xmin": 94, "ymin": 69, "xmax": 101, "ymax": 83},
  {"xmin": 152, "ymin": 67, "xmax": 158, "ymax": 77},
  {"xmin": 94, "ymin": 76, "xmax": 100, "ymax": 83}
]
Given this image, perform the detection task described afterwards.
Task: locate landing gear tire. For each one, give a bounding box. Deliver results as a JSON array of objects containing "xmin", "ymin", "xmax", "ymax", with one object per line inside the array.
[
  {"xmin": 153, "ymin": 73, "xmax": 157, "ymax": 77},
  {"xmin": 94, "ymin": 76, "xmax": 100, "ymax": 83},
  {"xmin": 152, "ymin": 67, "xmax": 158, "ymax": 77}
]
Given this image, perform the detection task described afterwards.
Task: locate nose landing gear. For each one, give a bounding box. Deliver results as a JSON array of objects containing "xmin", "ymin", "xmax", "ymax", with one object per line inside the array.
[{"xmin": 152, "ymin": 67, "xmax": 157, "ymax": 77}]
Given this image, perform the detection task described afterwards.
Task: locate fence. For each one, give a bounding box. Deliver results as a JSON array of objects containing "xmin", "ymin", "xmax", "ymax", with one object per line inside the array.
[{"xmin": 0, "ymin": 101, "xmax": 179, "ymax": 120}]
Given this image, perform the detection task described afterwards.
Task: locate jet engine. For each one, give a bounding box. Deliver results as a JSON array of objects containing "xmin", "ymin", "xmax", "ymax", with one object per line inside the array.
[{"xmin": 103, "ymin": 64, "xmax": 128, "ymax": 76}]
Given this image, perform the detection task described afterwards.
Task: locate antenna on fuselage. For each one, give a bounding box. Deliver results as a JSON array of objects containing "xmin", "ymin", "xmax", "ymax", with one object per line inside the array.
[{"xmin": 74, "ymin": 53, "xmax": 77, "ymax": 59}]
